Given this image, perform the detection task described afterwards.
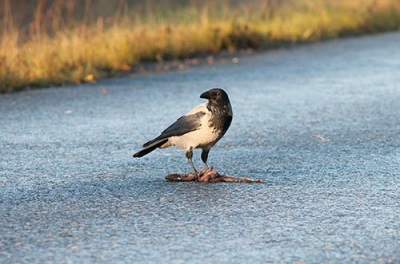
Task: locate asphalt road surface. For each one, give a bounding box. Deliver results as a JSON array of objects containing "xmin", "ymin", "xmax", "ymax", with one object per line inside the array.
[{"xmin": 1, "ymin": 32, "xmax": 400, "ymax": 263}]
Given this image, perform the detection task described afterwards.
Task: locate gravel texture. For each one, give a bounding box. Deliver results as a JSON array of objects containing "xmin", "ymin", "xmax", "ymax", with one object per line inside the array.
[{"xmin": 1, "ymin": 32, "xmax": 400, "ymax": 263}]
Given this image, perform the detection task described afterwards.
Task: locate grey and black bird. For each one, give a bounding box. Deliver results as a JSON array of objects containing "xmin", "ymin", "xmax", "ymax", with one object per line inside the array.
[{"xmin": 133, "ymin": 88, "xmax": 233, "ymax": 175}]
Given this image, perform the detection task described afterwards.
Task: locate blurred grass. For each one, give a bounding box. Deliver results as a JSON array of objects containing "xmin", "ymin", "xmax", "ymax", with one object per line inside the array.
[{"xmin": 1, "ymin": 0, "xmax": 400, "ymax": 92}]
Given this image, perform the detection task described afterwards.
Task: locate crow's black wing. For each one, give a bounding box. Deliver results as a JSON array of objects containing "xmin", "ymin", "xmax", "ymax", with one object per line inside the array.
[
  {"xmin": 161, "ymin": 111, "xmax": 206, "ymax": 136},
  {"xmin": 143, "ymin": 111, "xmax": 206, "ymax": 147}
]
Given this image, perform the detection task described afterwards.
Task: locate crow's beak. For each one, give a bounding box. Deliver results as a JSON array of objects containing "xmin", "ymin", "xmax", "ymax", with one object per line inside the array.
[{"xmin": 200, "ymin": 91, "xmax": 210, "ymax": 99}]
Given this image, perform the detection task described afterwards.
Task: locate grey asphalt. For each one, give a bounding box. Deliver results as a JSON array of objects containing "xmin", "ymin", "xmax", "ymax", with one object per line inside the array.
[{"xmin": 1, "ymin": 32, "xmax": 400, "ymax": 263}]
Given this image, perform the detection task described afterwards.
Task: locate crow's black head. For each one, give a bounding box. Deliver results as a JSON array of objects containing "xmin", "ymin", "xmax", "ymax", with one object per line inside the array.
[
  {"xmin": 200, "ymin": 88, "xmax": 232, "ymax": 116},
  {"xmin": 200, "ymin": 88, "xmax": 230, "ymax": 104}
]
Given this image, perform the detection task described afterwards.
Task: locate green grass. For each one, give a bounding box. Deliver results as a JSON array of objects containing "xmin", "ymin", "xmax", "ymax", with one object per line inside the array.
[{"xmin": 1, "ymin": 0, "xmax": 400, "ymax": 92}]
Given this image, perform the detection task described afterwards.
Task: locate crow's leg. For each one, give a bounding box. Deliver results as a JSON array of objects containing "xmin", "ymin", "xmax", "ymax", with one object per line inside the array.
[
  {"xmin": 186, "ymin": 150, "xmax": 198, "ymax": 176},
  {"xmin": 201, "ymin": 149, "xmax": 210, "ymax": 169}
]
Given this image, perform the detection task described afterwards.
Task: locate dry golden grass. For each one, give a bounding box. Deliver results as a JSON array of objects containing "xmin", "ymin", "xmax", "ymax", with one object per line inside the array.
[{"xmin": 1, "ymin": 0, "xmax": 400, "ymax": 92}]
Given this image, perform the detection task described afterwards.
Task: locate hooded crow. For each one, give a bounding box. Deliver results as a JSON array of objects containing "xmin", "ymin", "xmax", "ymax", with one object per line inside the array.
[{"xmin": 133, "ymin": 88, "xmax": 233, "ymax": 175}]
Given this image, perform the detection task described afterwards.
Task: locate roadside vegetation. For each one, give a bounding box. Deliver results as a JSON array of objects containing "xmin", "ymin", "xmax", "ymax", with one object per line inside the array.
[{"xmin": 1, "ymin": 0, "xmax": 400, "ymax": 92}]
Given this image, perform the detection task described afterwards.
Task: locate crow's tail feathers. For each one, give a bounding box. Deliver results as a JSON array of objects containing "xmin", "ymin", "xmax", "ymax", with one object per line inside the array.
[{"xmin": 133, "ymin": 138, "xmax": 168, "ymax": 158}]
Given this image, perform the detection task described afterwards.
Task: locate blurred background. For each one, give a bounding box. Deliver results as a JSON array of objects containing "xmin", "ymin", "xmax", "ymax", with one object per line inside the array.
[
  {"xmin": 2, "ymin": 0, "xmax": 285, "ymax": 38},
  {"xmin": 1, "ymin": 0, "xmax": 399, "ymax": 92}
]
